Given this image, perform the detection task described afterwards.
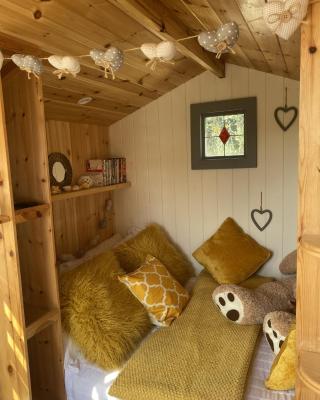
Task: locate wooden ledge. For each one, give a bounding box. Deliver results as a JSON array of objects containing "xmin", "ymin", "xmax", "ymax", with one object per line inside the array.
[
  {"xmin": 15, "ymin": 204, "xmax": 50, "ymax": 224},
  {"xmin": 51, "ymin": 182, "xmax": 130, "ymax": 202},
  {"xmin": 24, "ymin": 303, "xmax": 60, "ymax": 340}
]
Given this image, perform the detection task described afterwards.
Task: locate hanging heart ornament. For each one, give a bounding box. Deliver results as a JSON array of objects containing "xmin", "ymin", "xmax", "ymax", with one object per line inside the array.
[
  {"xmin": 11, "ymin": 54, "xmax": 43, "ymax": 79},
  {"xmin": 198, "ymin": 22, "xmax": 239, "ymax": 59},
  {"xmin": 90, "ymin": 47, "xmax": 124, "ymax": 79},
  {"xmin": 251, "ymin": 209, "xmax": 273, "ymax": 232},
  {"xmin": 274, "ymin": 105, "xmax": 298, "ymax": 131},
  {"xmin": 140, "ymin": 41, "xmax": 176, "ymax": 70},
  {"xmin": 48, "ymin": 55, "xmax": 81, "ymax": 79},
  {"xmin": 263, "ymin": 0, "xmax": 308, "ymax": 40}
]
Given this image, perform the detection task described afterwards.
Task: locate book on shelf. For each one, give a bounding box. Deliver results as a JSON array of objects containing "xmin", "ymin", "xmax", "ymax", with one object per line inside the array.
[{"xmin": 86, "ymin": 158, "xmax": 127, "ymax": 186}]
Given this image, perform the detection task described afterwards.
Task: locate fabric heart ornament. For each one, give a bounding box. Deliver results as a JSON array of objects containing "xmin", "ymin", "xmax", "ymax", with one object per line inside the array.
[
  {"xmin": 48, "ymin": 55, "xmax": 80, "ymax": 79},
  {"xmin": 198, "ymin": 22, "xmax": 239, "ymax": 59},
  {"xmin": 141, "ymin": 41, "xmax": 176, "ymax": 70},
  {"xmin": 11, "ymin": 54, "xmax": 43, "ymax": 79},
  {"xmin": 0, "ymin": 50, "xmax": 3, "ymax": 71},
  {"xmin": 263, "ymin": 0, "xmax": 308, "ymax": 40},
  {"xmin": 90, "ymin": 47, "xmax": 124, "ymax": 79}
]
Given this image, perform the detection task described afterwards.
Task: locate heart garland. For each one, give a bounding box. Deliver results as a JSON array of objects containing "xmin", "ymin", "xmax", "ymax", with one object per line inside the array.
[
  {"xmin": 251, "ymin": 193, "xmax": 273, "ymax": 232},
  {"xmin": 90, "ymin": 47, "xmax": 124, "ymax": 80},
  {"xmin": 140, "ymin": 41, "xmax": 176, "ymax": 71},
  {"xmin": 263, "ymin": 0, "xmax": 309, "ymax": 40},
  {"xmin": 197, "ymin": 22, "xmax": 239, "ymax": 59},
  {"xmin": 48, "ymin": 55, "xmax": 81, "ymax": 79},
  {"xmin": 11, "ymin": 54, "xmax": 43, "ymax": 79}
]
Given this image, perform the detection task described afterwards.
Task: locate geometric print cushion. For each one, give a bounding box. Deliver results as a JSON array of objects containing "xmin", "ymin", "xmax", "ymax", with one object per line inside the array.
[{"xmin": 118, "ymin": 255, "xmax": 190, "ymax": 327}]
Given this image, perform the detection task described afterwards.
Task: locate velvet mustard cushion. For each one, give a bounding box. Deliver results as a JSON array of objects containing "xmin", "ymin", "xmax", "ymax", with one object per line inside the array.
[
  {"xmin": 114, "ymin": 224, "xmax": 194, "ymax": 286},
  {"xmin": 119, "ymin": 255, "xmax": 190, "ymax": 327},
  {"xmin": 59, "ymin": 251, "xmax": 151, "ymax": 370},
  {"xmin": 265, "ymin": 324, "xmax": 296, "ymax": 390},
  {"xmin": 192, "ymin": 218, "xmax": 271, "ymax": 284}
]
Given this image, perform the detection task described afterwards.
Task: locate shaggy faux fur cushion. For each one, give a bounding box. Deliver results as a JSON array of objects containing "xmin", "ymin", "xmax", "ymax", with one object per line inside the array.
[
  {"xmin": 193, "ymin": 217, "xmax": 271, "ymax": 284},
  {"xmin": 114, "ymin": 224, "xmax": 194, "ymax": 286},
  {"xmin": 59, "ymin": 251, "xmax": 152, "ymax": 370}
]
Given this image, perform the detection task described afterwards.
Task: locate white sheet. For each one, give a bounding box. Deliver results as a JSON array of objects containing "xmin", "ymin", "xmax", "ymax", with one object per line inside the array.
[{"xmin": 64, "ymin": 334, "xmax": 295, "ymax": 400}]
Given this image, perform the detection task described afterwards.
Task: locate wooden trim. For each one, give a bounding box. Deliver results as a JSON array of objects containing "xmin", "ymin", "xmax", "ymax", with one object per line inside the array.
[
  {"xmin": 51, "ymin": 182, "xmax": 130, "ymax": 202},
  {"xmin": 109, "ymin": 0, "xmax": 225, "ymax": 77},
  {"xmin": 15, "ymin": 204, "xmax": 50, "ymax": 224},
  {"xmin": 297, "ymin": 350, "xmax": 320, "ymax": 395}
]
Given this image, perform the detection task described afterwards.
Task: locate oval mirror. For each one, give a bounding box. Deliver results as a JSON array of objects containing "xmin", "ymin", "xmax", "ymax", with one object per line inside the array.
[
  {"xmin": 48, "ymin": 152, "xmax": 73, "ymax": 187},
  {"xmin": 52, "ymin": 161, "xmax": 66, "ymax": 183}
]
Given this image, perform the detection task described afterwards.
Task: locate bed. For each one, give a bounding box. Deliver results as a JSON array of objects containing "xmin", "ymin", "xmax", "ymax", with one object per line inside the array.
[{"xmin": 63, "ymin": 270, "xmax": 295, "ymax": 400}]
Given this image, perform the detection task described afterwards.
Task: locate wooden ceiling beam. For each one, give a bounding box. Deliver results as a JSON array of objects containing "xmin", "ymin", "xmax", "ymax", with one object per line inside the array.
[{"xmin": 108, "ymin": 0, "xmax": 225, "ymax": 78}]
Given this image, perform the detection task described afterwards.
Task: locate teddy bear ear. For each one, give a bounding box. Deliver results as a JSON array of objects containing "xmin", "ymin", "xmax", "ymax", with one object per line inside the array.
[
  {"xmin": 279, "ymin": 250, "xmax": 297, "ymax": 275},
  {"xmin": 263, "ymin": 311, "xmax": 295, "ymax": 355}
]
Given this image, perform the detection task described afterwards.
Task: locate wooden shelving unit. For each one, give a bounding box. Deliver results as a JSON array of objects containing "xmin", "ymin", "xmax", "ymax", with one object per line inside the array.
[
  {"xmin": 0, "ymin": 68, "xmax": 66, "ymax": 399},
  {"xmin": 15, "ymin": 204, "xmax": 50, "ymax": 224},
  {"xmin": 51, "ymin": 182, "xmax": 130, "ymax": 202}
]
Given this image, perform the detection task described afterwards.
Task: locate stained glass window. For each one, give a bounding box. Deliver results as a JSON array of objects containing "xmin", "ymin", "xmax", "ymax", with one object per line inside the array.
[
  {"xmin": 190, "ymin": 97, "xmax": 257, "ymax": 170},
  {"xmin": 204, "ymin": 113, "xmax": 245, "ymax": 158}
]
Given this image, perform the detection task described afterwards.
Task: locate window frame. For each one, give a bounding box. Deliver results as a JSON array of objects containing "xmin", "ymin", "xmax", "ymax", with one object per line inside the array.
[{"xmin": 191, "ymin": 97, "xmax": 257, "ymax": 170}]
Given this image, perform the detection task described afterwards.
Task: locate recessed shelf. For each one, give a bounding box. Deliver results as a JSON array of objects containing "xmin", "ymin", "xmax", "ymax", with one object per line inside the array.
[
  {"xmin": 0, "ymin": 215, "xmax": 10, "ymax": 224},
  {"xmin": 298, "ymin": 350, "xmax": 320, "ymax": 395},
  {"xmin": 300, "ymin": 235, "xmax": 320, "ymax": 255},
  {"xmin": 51, "ymin": 182, "xmax": 130, "ymax": 202},
  {"xmin": 24, "ymin": 303, "xmax": 60, "ymax": 340},
  {"xmin": 15, "ymin": 204, "xmax": 50, "ymax": 224}
]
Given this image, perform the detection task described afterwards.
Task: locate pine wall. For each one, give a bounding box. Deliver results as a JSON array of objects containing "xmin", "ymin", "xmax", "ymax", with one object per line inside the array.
[{"xmin": 109, "ymin": 64, "xmax": 299, "ymax": 277}]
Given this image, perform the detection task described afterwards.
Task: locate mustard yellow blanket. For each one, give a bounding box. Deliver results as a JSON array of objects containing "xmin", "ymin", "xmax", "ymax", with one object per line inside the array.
[{"xmin": 110, "ymin": 271, "xmax": 269, "ymax": 400}]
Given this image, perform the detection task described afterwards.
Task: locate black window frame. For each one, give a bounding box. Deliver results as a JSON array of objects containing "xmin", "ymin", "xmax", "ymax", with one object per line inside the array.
[{"xmin": 191, "ymin": 97, "xmax": 257, "ymax": 170}]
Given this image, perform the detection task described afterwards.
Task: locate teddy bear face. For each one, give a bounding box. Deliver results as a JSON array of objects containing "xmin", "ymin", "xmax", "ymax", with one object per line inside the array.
[{"xmin": 213, "ymin": 290, "xmax": 244, "ymax": 323}]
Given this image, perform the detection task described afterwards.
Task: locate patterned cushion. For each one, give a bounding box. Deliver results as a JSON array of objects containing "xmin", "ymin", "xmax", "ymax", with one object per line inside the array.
[{"xmin": 118, "ymin": 255, "xmax": 190, "ymax": 327}]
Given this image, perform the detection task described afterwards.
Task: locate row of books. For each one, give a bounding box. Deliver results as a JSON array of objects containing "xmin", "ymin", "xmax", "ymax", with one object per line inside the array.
[{"xmin": 86, "ymin": 158, "xmax": 127, "ymax": 186}]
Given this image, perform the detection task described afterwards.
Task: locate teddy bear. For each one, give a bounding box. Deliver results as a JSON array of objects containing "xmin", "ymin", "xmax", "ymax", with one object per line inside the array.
[{"xmin": 212, "ymin": 250, "xmax": 297, "ymax": 353}]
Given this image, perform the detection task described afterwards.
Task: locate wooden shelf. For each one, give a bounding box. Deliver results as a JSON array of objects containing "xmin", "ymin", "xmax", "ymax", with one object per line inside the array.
[
  {"xmin": 51, "ymin": 182, "xmax": 130, "ymax": 202},
  {"xmin": 15, "ymin": 204, "xmax": 50, "ymax": 224},
  {"xmin": 24, "ymin": 303, "xmax": 60, "ymax": 340},
  {"xmin": 0, "ymin": 215, "xmax": 10, "ymax": 224},
  {"xmin": 298, "ymin": 350, "xmax": 320, "ymax": 395},
  {"xmin": 300, "ymin": 235, "xmax": 320, "ymax": 256}
]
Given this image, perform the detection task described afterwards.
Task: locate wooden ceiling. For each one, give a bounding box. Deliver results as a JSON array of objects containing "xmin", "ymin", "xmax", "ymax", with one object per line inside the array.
[{"xmin": 0, "ymin": 0, "xmax": 300, "ymax": 126}]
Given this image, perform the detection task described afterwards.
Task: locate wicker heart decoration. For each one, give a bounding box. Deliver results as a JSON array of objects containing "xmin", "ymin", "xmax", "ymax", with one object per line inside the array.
[
  {"xmin": 263, "ymin": 0, "xmax": 308, "ymax": 40},
  {"xmin": 251, "ymin": 209, "xmax": 273, "ymax": 232},
  {"xmin": 48, "ymin": 55, "xmax": 81, "ymax": 79},
  {"xmin": 274, "ymin": 106, "xmax": 298, "ymax": 131},
  {"xmin": 90, "ymin": 47, "xmax": 124, "ymax": 79},
  {"xmin": 11, "ymin": 54, "xmax": 43, "ymax": 79},
  {"xmin": 198, "ymin": 22, "xmax": 239, "ymax": 58}
]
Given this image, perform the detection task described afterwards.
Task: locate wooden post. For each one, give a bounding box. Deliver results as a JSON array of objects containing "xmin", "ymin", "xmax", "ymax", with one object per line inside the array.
[{"xmin": 296, "ymin": 2, "xmax": 320, "ymax": 398}]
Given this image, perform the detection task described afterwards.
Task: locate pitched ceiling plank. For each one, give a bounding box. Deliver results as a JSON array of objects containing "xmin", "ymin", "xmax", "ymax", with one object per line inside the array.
[{"xmin": 108, "ymin": 0, "xmax": 225, "ymax": 77}]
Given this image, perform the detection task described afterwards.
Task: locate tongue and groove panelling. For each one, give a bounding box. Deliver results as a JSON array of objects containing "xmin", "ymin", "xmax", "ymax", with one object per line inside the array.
[{"xmin": 109, "ymin": 64, "xmax": 299, "ymax": 277}]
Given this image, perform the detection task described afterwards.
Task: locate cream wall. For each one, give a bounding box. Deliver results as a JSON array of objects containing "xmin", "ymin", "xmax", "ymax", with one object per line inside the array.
[{"xmin": 109, "ymin": 64, "xmax": 299, "ymax": 277}]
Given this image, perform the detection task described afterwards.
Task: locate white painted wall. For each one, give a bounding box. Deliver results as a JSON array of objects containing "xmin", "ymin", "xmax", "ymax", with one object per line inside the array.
[{"xmin": 109, "ymin": 64, "xmax": 299, "ymax": 277}]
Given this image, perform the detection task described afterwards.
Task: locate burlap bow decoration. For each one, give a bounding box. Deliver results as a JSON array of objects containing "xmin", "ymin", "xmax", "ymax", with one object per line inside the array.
[{"xmin": 263, "ymin": 0, "xmax": 309, "ymax": 40}]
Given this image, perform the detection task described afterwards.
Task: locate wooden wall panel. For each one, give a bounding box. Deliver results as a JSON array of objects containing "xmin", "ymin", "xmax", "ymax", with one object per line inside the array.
[
  {"xmin": 109, "ymin": 64, "xmax": 299, "ymax": 277},
  {"xmin": 46, "ymin": 120, "xmax": 113, "ymax": 257}
]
